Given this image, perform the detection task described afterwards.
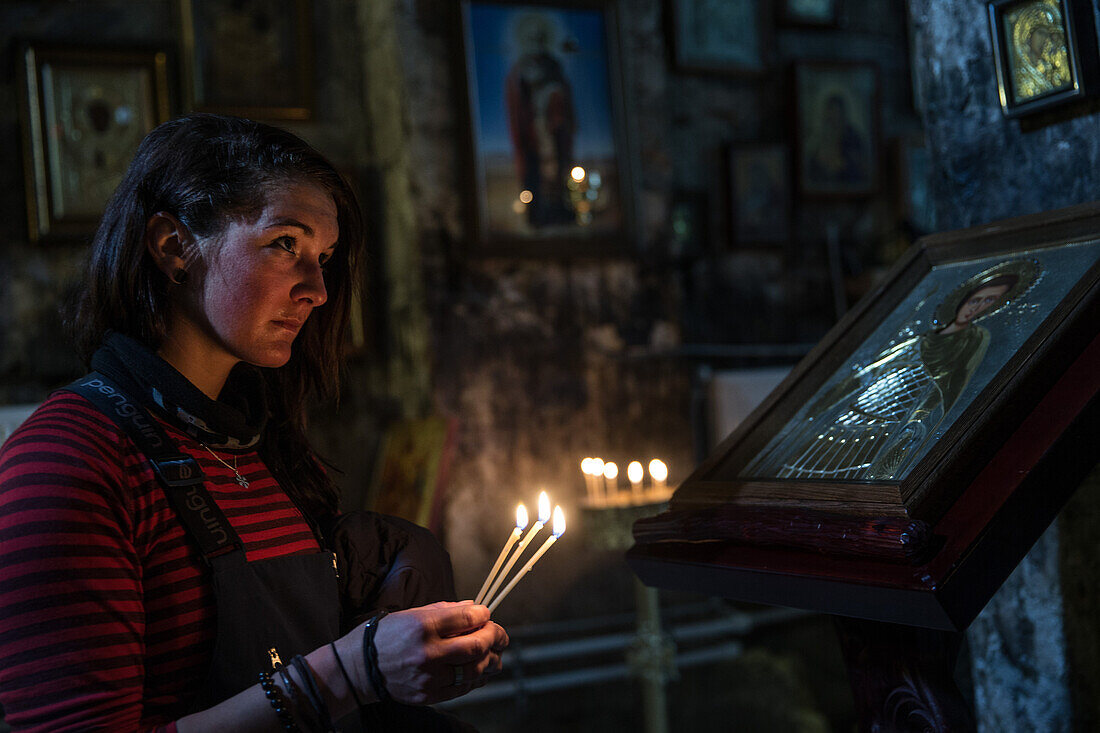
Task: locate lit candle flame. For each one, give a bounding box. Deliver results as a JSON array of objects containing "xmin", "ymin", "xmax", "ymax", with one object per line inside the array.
[
  {"xmin": 570, "ymin": 166, "xmax": 586, "ymax": 182},
  {"xmin": 515, "ymin": 503, "xmax": 529, "ymax": 529},
  {"xmin": 648, "ymin": 459, "xmax": 668, "ymax": 482},
  {"xmin": 627, "ymin": 461, "xmax": 643, "ymax": 483},
  {"xmin": 592, "ymin": 457, "xmax": 605, "ymax": 475},
  {"xmin": 581, "ymin": 457, "xmax": 593, "ymax": 475},
  {"xmin": 552, "ymin": 505, "xmax": 566, "ymax": 537},
  {"xmin": 537, "ymin": 490, "xmax": 551, "ymax": 523},
  {"xmin": 603, "ymin": 462, "xmax": 618, "ymax": 480}
]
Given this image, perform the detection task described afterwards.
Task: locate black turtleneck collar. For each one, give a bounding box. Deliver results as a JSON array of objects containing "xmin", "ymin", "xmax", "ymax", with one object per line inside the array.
[{"xmin": 90, "ymin": 332, "xmax": 266, "ymax": 450}]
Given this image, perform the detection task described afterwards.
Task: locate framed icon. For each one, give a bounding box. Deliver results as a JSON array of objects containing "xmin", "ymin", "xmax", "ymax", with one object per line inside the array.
[
  {"xmin": 18, "ymin": 44, "xmax": 170, "ymax": 242},
  {"xmin": 460, "ymin": 0, "xmax": 633, "ymax": 255},
  {"xmin": 794, "ymin": 61, "xmax": 880, "ymax": 197},
  {"xmin": 987, "ymin": 0, "xmax": 1100, "ymax": 117},
  {"xmin": 631, "ymin": 201, "xmax": 1100, "ymax": 630}
]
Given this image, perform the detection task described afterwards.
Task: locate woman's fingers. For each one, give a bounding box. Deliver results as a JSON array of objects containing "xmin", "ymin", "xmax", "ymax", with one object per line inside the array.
[{"xmin": 428, "ymin": 602, "xmax": 490, "ymax": 638}]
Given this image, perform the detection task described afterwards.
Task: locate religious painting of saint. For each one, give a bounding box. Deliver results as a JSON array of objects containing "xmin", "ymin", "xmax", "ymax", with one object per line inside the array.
[
  {"xmin": 987, "ymin": 0, "xmax": 1100, "ymax": 117},
  {"xmin": 795, "ymin": 62, "xmax": 879, "ymax": 197},
  {"xmin": 1002, "ymin": 0, "xmax": 1072, "ymax": 104},
  {"xmin": 461, "ymin": 1, "xmax": 628, "ymax": 253},
  {"xmin": 18, "ymin": 44, "xmax": 170, "ymax": 241},
  {"xmin": 741, "ymin": 238, "xmax": 1100, "ymax": 483}
]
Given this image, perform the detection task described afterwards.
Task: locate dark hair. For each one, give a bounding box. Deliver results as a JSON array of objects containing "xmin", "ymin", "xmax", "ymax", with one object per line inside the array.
[
  {"xmin": 960, "ymin": 273, "xmax": 1017, "ymax": 306},
  {"xmin": 70, "ymin": 113, "xmax": 364, "ymax": 518}
]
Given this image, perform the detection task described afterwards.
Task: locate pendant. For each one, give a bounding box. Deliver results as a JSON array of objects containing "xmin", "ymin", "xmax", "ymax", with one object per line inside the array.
[{"xmin": 235, "ymin": 474, "xmax": 250, "ymax": 488}]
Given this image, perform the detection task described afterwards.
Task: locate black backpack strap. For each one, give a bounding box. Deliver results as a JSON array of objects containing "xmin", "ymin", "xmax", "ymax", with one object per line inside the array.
[{"xmin": 62, "ymin": 372, "xmax": 243, "ymax": 564}]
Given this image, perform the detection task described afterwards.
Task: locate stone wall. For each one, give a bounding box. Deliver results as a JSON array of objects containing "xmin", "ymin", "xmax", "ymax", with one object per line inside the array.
[{"xmin": 909, "ymin": 2, "xmax": 1100, "ymax": 730}]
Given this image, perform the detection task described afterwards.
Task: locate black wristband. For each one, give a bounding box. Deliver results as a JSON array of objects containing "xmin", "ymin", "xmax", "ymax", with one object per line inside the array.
[
  {"xmin": 259, "ymin": 671, "xmax": 300, "ymax": 732},
  {"xmin": 330, "ymin": 640, "xmax": 366, "ymax": 709},
  {"xmin": 362, "ymin": 610, "xmax": 391, "ymax": 703},
  {"xmin": 291, "ymin": 655, "xmax": 336, "ymax": 733}
]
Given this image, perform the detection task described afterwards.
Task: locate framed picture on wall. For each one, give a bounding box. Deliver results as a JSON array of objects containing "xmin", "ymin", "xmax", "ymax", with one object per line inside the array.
[
  {"xmin": 729, "ymin": 143, "xmax": 791, "ymax": 247},
  {"xmin": 180, "ymin": 0, "xmax": 314, "ymax": 120},
  {"xmin": 794, "ymin": 61, "xmax": 880, "ymax": 198},
  {"xmin": 460, "ymin": 0, "xmax": 633, "ymax": 255},
  {"xmin": 987, "ymin": 0, "xmax": 1100, "ymax": 118},
  {"xmin": 17, "ymin": 44, "xmax": 170, "ymax": 242},
  {"xmin": 778, "ymin": 0, "xmax": 840, "ymax": 27},
  {"xmin": 669, "ymin": 0, "xmax": 770, "ymax": 74}
]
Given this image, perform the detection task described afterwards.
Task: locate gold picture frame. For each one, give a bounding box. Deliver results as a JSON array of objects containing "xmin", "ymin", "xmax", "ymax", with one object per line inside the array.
[
  {"xmin": 987, "ymin": 0, "xmax": 1100, "ymax": 117},
  {"xmin": 18, "ymin": 44, "xmax": 170, "ymax": 242},
  {"xmin": 179, "ymin": 0, "xmax": 315, "ymax": 120}
]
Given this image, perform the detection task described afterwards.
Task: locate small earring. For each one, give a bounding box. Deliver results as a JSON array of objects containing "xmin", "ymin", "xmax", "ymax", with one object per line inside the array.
[{"xmin": 173, "ymin": 268, "xmax": 189, "ymax": 285}]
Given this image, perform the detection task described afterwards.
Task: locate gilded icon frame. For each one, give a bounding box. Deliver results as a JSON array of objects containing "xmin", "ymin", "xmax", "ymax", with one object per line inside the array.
[
  {"xmin": 987, "ymin": 0, "xmax": 1099, "ymax": 117},
  {"xmin": 669, "ymin": 203, "xmax": 1100, "ymax": 525},
  {"xmin": 17, "ymin": 43, "xmax": 170, "ymax": 242},
  {"xmin": 630, "ymin": 201, "xmax": 1100, "ymax": 630}
]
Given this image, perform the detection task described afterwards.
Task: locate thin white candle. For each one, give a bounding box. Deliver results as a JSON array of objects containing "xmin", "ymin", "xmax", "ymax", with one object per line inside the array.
[
  {"xmin": 603, "ymin": 461, "xmax": 619, "ymax": 503},
  {"xmin": 649, "ymin": 459, "xmax": 668, "ymax": 497},
  {"xmin": 627, "ymin": 461, "xmax": 644, "ymax": 500},
  {"xmin": 591, "ymin": 458, "xmax": 605, "ymax": 503},
  {"xmin": 481, "ymin": 491, "xmax": 550, "ymax": 605},
  {"xmin": 580, "ymin": 458, "xmax": 596, "ymax": 502},
  {"xmin": 487, "ymin": 506, "xmax": 566, "ymax": 612},
  {"xmin": 474, "ymin": 504, "xmax": 528, "ymax": 605}
]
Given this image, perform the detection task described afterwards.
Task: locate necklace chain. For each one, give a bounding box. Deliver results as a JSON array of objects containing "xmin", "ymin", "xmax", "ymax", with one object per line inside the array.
[{"xmin": 200, "ymin": 443, "xmax": 250, "ymax": 488}]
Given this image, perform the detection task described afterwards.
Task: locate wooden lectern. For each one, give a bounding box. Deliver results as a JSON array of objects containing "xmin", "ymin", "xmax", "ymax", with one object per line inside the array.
[{"xmin": 629, "ymin": 203, "xmax": 1100, "ymax": 730}]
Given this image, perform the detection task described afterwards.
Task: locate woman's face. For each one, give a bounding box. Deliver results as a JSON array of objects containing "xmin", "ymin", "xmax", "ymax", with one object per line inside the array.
[
  {"xmin": 954, "ymin": 284, "xmax": 1009, "ymax": 326},
  {"xmin": 179, "ymin": 181, "xmax": 339, "ymax": 371}
]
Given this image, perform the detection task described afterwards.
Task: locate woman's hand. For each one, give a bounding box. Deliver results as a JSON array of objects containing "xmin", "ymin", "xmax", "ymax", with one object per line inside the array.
[{"xmin": 372, "ymin": 601, "xmax": 508, "ymax": 704}]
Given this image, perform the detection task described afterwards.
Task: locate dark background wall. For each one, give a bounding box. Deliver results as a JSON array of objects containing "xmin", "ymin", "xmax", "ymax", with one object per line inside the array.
[{"xmin": 0, "ymin": 1, "xmax": 1095, "ymax": 731}]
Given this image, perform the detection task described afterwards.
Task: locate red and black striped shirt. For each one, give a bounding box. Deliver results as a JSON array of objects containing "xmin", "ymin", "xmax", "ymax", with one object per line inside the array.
[{"xmin": 0, "ymin": 391, "xmax": 320, "ymax": 731}]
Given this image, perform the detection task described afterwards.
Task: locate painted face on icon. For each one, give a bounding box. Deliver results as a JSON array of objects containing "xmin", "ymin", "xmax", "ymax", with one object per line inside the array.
[
  {"xmin": 954, "ymin": 284, "xmax": 1010, "ymax": 327},
  {"xmin": 181, "ymin": 181, "xmax": 339, "ymax": 371}
]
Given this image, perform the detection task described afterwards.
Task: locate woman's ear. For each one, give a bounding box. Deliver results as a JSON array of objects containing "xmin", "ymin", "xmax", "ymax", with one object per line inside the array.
[{"xmin": 145, "ymin": 212, "xmax": 192, "ymax": 284}]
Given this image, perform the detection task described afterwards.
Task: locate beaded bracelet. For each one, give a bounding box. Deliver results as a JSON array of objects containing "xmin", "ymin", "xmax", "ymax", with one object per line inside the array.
[
  {"xmin": 291, "ymin": 655, "xmax": 336, "ymax": 733},
  {"xmin": 277, "ymin": 664, "xmax": 328, "ymax": 733},
  {"xmin": 362, "ymin": 611, "xmax": 391, "ymax": 703},
  {"xmin": 259, "ymin": 671, "xmax": 300, "ymax": 732}
]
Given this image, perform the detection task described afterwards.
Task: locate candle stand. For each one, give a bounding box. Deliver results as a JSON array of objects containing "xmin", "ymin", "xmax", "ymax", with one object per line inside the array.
[{"xmin": 581, "ymin": 493, "xmax": 676, "ymax": 733}]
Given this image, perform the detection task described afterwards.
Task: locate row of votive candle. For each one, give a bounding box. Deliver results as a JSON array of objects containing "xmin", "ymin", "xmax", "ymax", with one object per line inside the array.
[
  {"xmin": 581, "ymin": 457, "xmax": 668, "ymax": 505},
  {"xmin": 474, "ymin": 490, "xmax": 566, "ymax": 613}
]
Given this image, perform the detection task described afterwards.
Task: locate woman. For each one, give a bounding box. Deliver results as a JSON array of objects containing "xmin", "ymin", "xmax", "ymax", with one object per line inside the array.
[{"xmin": 0, "ymin": 114, "xmax": 507, "ymax": 731}]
